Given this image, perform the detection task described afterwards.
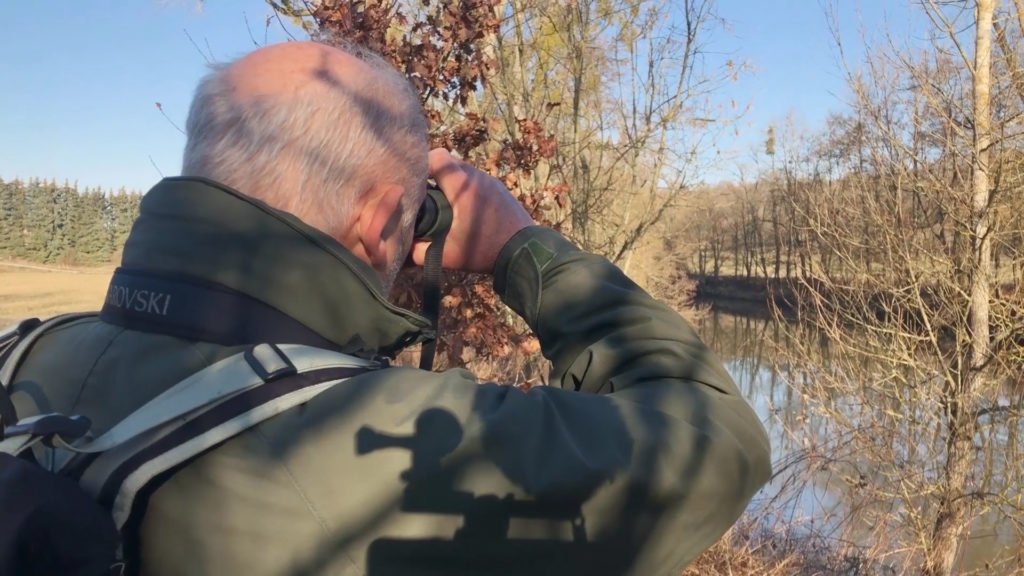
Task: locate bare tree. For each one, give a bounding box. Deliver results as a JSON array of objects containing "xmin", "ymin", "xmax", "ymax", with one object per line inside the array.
[
  {"xmin": 753, "ymin": 2, "xmax": 1024, "ymax": 574},
  {"xmin": 483, "ymin": 0, "xmax": 743, "ymax": 272},
  {"xmin": 924, "ymin": 2, "xmax": 997, "ymax": 574}
]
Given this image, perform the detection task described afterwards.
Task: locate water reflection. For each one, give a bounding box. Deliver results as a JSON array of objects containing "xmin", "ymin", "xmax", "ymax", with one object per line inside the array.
[{"xmin": 692, "ymin": 303, "xmax": 1023, "ymax": 575}]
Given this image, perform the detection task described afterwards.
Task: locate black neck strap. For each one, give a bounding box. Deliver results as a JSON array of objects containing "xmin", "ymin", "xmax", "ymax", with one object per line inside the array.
[
  {"xmin": 416, "ymin": 186, "xmax": 453, "ymax": 371},
  {"xmin": 100, "ymin": 268, "xmax": 350, "ymax": 355}
]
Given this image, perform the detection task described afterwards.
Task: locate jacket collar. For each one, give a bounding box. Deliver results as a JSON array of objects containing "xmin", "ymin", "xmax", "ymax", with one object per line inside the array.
[{"xmin": 117, "ymin": 176, "xmax": 432, "ymax": 357}]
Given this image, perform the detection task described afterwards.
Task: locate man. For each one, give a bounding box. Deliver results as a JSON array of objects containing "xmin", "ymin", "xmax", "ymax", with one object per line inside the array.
[{"xmin": 5, "ymin": 40, "xmax": 770, "ymax": 575}]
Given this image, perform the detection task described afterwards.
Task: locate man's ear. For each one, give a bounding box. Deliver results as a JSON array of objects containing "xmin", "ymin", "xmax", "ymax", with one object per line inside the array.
[{"xmin": 357, "ymin": 183, "xmax": 408, "ymax": 272}]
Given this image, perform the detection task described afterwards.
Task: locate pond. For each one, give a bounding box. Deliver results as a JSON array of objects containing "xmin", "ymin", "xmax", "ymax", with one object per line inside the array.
[{"xmin": 692, "ymin": 302, "xmax": 1023, "ymax": 575}]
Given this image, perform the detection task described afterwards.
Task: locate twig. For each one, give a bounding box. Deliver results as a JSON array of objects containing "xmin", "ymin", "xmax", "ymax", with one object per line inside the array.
[
  {"xmin": 154, "ymin": 102, "xmax": 186, "ymax": 136},
  {"xmin": 244, "ymin": 12, "xmax": 262, "ymax": 46},
  {"xmin": 273, "ymin": 8, "xmax": 298, "ymax": 41},
  {"xmin": 204, "ymin": 37, "xmax": 216, "ymax": 62},
  {"xmin": 184, "ymin": 28, "xmax": 212, "ymax": 64},
  {"xmin": 149, "ymin": 155, "xmax": 165, "ymax": 178}
]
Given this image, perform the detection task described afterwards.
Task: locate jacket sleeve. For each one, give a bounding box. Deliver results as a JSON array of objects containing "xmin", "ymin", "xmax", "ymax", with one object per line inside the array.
[{"xmin": 477, "ymin": 225, "xmax": 773, "ymax": 573}]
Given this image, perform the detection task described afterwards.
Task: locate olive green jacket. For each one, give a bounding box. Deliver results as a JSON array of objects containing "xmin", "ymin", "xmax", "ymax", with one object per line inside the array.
[{"xmin": 7, "ymin": 177, "xmax": 770, "ymax": 575}]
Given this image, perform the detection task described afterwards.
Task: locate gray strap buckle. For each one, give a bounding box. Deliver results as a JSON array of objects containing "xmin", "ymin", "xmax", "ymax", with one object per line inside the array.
[{"xmin": 244, "ymin": 343, "xmax": 297, "ymax": 382}]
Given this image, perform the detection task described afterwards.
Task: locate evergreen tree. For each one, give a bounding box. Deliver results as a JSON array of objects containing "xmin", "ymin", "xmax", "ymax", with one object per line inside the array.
[
  {"xmin": 50, "ymin": 180, "xmax": 79, "ymax": 264},
  {"xmin": 0, "ymin": 179, "xmax": 26, "ymax": 258},
  {"xmin": 0, "ymin": 178, "xmax": 143, "ymax": 265},
  {"xmin": 110, "ymin": 188, "xmax": 139, "ymax": 250},
  {"xmin": 22, "ymin": 179, "xmax": 55, "ymax": 262},
  {"xmin": 76, "ymin": 188, "xmax": 111, "ymax": 262}
]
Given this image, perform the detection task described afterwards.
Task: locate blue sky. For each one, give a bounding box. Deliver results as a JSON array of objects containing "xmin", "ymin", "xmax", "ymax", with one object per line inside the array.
[{"xmin": 0, "ymin": 1, "xmax": 927, "ymax": 192}]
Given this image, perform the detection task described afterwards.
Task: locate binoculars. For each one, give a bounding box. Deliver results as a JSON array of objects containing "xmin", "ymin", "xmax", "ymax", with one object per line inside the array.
[{"xmin": 413, "ymin": 182, "xmax": 452, "ymax": 240}]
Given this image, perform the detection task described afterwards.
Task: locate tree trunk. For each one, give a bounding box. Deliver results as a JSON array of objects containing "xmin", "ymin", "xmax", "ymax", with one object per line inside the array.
[
  {"xmin": 742, "ymin": 212, "xmax": 752, "ymax": 278},
  {"xmin": 756, "ymin": 204, "xmax": 770, "ymax": 277},
  {"xmin": 771, "ymin": 185, "xmax": 782, "ymax": 279},
  {"xmin": 925, "ymin": 1, "xmax": 995, "ymax": 574},
  {"xmin": 733, "ymin": 223, "xmax": 740, "ymax": 276}
]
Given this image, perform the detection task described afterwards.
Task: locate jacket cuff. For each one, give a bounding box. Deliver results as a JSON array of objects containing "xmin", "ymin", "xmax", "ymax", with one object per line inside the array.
[{"xmin": 493, "ymin": 226, "xmax": 579, "ymax": 326}]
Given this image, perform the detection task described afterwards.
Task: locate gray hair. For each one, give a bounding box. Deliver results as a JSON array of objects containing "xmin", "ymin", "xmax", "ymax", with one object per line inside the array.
[{"xmin": 180, "ymin": 42, "xmax": 429, "ymax": 247}]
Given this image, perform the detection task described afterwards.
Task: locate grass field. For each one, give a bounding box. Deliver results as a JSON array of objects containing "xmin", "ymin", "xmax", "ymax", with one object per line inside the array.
[{"xmin": 0, "ymin": 262, "xmax": 114, "ymax": 327}]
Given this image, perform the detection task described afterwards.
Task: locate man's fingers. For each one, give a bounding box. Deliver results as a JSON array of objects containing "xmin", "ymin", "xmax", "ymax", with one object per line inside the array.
[
  {"xmin": 428, "ymin": 148, "xmax": 467, "ymax": 193},
  {"xmin": 428, "ymin": 148, "xmax": 456, "ymax": 173},
  {"xmin": 409, "ymin": 239, "xmax": 431, "ymax": 267}
]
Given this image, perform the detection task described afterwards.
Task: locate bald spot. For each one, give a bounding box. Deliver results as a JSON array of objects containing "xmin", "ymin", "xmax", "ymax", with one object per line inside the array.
[{"xmin": 221, "ymin": 41, "xmax": 381, "ymax": 105}]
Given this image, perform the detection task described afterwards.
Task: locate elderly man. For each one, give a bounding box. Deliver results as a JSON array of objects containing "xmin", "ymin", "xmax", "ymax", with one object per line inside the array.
[{"xmin": 2, "ymin": 41, "xmax": 770, "ymax": 575}]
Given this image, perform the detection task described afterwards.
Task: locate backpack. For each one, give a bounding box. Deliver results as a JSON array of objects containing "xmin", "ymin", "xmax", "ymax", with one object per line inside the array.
[{"xmin": 0, "ymin": 313, "xmax": 381, "ymax": 576}]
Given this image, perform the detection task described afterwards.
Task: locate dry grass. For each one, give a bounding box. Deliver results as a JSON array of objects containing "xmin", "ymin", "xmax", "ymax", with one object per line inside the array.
[
  {"xmin": 683, "ymin": 517, "xmax": 868, "ymax": 576},
  {"xmin": 0, "ymin": 262, "xmax": 114, "ymax": 326},
  {"xmin": 684, "ymin": 530, "xmax": 798, "ymax": 576}
]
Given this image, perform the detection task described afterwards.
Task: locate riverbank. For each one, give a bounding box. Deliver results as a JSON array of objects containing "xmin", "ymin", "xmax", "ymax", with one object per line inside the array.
[{"xmin": 689, "ymin": 275, "xmax": 801, "ymax": 317}]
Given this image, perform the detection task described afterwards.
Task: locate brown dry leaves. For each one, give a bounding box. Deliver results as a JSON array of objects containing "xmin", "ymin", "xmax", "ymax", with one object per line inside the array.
[{"xmin": 309, "ymin": 0, "xmax": 564, "ymax": 374}]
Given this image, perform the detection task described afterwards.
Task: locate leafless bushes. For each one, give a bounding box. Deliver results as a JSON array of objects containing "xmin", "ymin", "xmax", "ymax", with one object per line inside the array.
[{"xmin": 680, "ymin": 2, "xmax": 1024, "ymax": 573}]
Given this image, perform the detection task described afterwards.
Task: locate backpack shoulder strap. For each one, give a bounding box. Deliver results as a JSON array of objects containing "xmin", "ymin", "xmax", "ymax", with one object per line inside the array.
[
  {"xmin": 66, "ymin": 343, "xmax": 376, "ymax": 457},
  {"xmin": 0, "ymin": 313, "xmax": 99, "ymax": 386},
  {"xmin": 0, "ymin": 317, "xmax": 41, "ymax": 360},
  {"xmin": 0, "ymin": 313, "xmax": 98, "ymax": 429},
  {"xmin": 69, "ymin": 343, "xmax": 380, "ymax": 531}
]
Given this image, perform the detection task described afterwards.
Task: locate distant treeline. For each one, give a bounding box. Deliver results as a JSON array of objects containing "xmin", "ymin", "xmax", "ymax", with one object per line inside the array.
[{"xmin": 0, "ymin": 178, "xmax": 143, "ymax": 265}]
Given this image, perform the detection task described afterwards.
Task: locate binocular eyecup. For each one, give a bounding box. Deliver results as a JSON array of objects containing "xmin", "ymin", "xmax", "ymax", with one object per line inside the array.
[{"xmin": 414, "ymin": 183, "xmax": 452, "ymax": 240}]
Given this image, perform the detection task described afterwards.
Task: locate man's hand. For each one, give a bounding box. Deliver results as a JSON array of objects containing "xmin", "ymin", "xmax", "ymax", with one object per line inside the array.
[{"xmin": 409, "ymin": 148, "xmax": 535, "ymax": 274}]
